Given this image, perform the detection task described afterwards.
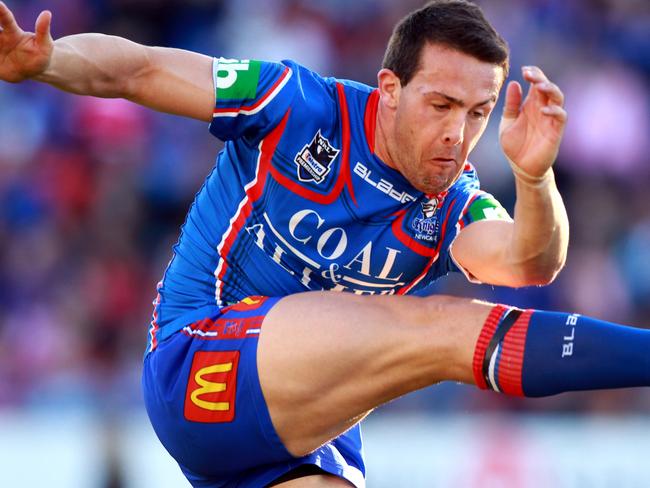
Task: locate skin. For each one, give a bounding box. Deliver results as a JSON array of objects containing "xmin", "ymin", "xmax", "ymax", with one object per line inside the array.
[
  {"xmin": 0, "ymin": 4, "xmax": 569, "ymax": 487},
  {"xmin": 375, "ymin": 43, "xmax": 567, "ymax": 194},
  {"xmin": 0, "ymin": 4, "xmax": 52, "ymax": 83},
  {"xmin": 374, "ymin": 43, "xmax": 569, "ymax": 287},
  {"xmin": 376, "ymin": 43, "xmax": 503, "ymax": 195}
]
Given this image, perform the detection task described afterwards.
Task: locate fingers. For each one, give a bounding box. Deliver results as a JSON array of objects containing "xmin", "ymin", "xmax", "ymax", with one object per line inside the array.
[
  {"xmin": 536, "ymin": 81, "xmax": 564, "ymax": 107},
  {"xmin": 0, "ymin": 1, "xmax": 20, "ymax": 34},
  {"xmin": 0, "ymin": 4, "xmax": 51, "ymax": 44},
  {"xmin": 521, "ymin": 65, "xmax": 566, "ymax": 121},
  {"xmin": 502, "ymin": 80, "xmax": 522, "ymax": 120},
  {"xmin": 522, "ymin": 65, "xmax": 548, "ymax": 84},
  {"xmin": 34, "ymin": 10, "xmax": 52, "ymax": 45},
  {"xmin": 541, "ymin": 104, "xmax": 567, "ymax": 123}
]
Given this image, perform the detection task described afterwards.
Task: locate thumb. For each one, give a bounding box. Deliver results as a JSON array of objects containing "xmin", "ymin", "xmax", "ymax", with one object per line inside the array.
[
  {"xmin": 501, "ymin": 80, "xmax": 522, "ymax": 120},
  {"xmin": 34, "ymin": 10, "xmax": 52, "ymax": 46}
]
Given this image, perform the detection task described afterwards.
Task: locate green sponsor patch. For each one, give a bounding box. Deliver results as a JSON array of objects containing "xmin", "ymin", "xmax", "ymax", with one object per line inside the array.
[
  {"xmin": 215, "ymin": 58, "xmax": 261, "ymax": 100},
  {"xmin": 468, "ymin": 195, "xmax": 510, "ymax": 222}
]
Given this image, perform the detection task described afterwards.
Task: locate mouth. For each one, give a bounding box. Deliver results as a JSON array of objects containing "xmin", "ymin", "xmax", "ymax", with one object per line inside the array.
[{"xmin": 427, "ymin": 157, "xmax": 457, "ymax": 168}]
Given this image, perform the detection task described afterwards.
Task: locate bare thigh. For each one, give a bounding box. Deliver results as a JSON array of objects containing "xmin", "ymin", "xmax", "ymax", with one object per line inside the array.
[
  {"xmin": 271, "ymin": 474, "xmax": 355, "ymax": 487},
  {"xmin": 257, "ymin": 291, "xmax": 492, "ymax": 456}
]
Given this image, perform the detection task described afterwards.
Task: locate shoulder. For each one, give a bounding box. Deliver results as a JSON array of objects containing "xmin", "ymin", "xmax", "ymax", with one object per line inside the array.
[
  {"xmin": 447, "ymin": 163, "xmax": 511, "ymax": 224},
  {"xmin": 449, "ymin": 163, "xmax": 481, "ymax": 194},
  {"xmin": 281, "ymin": 61, "xmax": 377, "ymax": 137}
]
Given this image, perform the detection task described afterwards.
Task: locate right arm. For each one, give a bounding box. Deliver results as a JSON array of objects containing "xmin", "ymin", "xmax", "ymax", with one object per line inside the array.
[{"xmin": 0, "ymin": 3, "xmax": 214, "ymax": 121}]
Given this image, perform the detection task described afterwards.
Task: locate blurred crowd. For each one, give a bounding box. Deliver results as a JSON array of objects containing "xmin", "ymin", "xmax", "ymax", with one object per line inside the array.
[{"xmin": 0, "ymin": 0, "xmax": 649, "ymax": 417}]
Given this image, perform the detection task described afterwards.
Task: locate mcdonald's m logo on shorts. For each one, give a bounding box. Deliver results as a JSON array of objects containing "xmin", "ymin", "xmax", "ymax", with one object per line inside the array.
[{"xmin": 184, "ymin": 351, "xmax": 240, "ymax": 423}]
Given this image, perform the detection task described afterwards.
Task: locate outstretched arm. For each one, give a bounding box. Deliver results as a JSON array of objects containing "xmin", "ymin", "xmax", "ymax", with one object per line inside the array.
[
  {"xmin": 452, "ymin": 66, "xmax": 569, "ymax": 287},
  {"xmin": 0, "ymin": 2, "xmax": 214, "ymax": 121}
]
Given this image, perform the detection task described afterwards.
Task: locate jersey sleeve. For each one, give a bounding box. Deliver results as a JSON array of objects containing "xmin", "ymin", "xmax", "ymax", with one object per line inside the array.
[
  {"xmin": 411, "ymin": 172, "xmax": 513, "ymax": 297},
  {"xmin": 433, "ymin": 163, "xmax": 512, "ymax": 284},
  {"xmin": 209, "ymin": 57, "xmax": 296, "ymax": 144},
  {"xmin": 457, "ymin": 191, "xmax": 512, "ymax": 228},
  {"xmin": 446, "ymin": 188, "xmax": 512, "ymax": 283}
]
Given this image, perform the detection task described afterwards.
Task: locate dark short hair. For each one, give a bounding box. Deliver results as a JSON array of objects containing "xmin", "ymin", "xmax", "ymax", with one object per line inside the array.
[{"xmin": 382, "ymin": 0, "xmax": 509, "ymax": 85}]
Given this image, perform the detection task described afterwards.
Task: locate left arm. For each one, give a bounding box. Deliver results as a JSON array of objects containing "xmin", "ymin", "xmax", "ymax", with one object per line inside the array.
[
  {"xmin": 0, "ymin": 5, "xmax": 214, "ymax": 121},
  {"xmin": 451, "ymin": 66, "xmax": 569, "ymax": 287}
]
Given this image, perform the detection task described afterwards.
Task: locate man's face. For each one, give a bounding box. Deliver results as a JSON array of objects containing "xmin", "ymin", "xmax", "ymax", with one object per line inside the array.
[{"xmin": 383, "ymin": 43, "xmax": 503, "ymax": 195}]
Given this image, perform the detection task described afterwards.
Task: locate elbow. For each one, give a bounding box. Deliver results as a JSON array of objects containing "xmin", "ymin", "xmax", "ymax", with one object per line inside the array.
[
  {"xmin": 507, "ymin": 236, "xmax": 569, "ymax": 287},
  {"xmin": 513, "ymin": 257, "xmax": 566, "ymax": 287},
  {"xmin": 518, "ymin": 269, "xmax": 559, "ymax": 287}
]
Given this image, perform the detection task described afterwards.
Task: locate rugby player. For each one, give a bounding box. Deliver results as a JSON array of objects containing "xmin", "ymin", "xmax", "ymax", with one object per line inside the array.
[{"xmin": 2, "ymin": 1, "xmax": 649, "ymax": 486}]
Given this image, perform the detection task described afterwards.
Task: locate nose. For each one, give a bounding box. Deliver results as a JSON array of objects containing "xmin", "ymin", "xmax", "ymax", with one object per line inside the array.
[{"xmin": 442, "ymin": 114, "xmax": 465, "ymax": 146}]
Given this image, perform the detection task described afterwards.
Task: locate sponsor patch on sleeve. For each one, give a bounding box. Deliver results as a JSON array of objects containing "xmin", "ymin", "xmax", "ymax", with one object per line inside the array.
[
  {"xmin": 466, "ymin": 195, "xmax": 511, "ymax": 223},
  {"xmin": 214, "ymin": 58, "xmax": 261, "ymax": 100}
]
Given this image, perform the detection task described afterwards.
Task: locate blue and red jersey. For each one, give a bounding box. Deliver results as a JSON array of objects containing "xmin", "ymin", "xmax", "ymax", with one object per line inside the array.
[{"xmin": 147, "ymin": 58, "xmax": 510, "ymax": 352}]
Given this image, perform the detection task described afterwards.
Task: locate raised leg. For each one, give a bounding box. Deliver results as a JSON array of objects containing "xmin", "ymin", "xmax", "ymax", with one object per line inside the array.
[
  {"xmin": 271, "ymin": 474, "xmax": 355, "ymax": 487},
  {"xmin": 257, "ymin": 292, "xmax": 492, "ymax": 456},
  {"xmin": 258, "ymin": 291, "xmax": 650, "ymax": 457}
]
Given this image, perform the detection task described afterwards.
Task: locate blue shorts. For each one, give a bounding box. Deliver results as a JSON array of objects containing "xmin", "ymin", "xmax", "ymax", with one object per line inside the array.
[{"xmin": 142, "ymin": 296, "xmax": 366, "ymax": 487}]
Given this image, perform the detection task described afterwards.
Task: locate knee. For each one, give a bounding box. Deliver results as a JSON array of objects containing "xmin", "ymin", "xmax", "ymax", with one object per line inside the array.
[
  {"xmin": 404, "ymin": 294, "xmax": 479, "ymax": 330},
  {"xmin": 401, "ymin": 294, "xmax": 492, "ymax": 382}
]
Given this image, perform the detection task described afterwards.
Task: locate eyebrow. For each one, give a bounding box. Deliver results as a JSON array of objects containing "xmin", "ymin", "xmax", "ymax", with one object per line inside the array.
[{"xmin": 425, "ymin": 90, "xmax": 496, "ymax": 108}]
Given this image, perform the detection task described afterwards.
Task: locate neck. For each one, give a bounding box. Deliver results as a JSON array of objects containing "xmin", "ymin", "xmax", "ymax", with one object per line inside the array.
[{"xmin": 374, "ymin": 102, "xmax": 397, "ymax": 170}]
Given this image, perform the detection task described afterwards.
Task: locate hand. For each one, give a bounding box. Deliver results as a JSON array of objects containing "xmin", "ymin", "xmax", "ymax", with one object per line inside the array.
[
  {"xmin": 499, "ymin": 66, "xmax": 567, "ymax": 179},
  {"xmin": 0, "ymin": 2, "xmax": 53, "ymax": 83}
]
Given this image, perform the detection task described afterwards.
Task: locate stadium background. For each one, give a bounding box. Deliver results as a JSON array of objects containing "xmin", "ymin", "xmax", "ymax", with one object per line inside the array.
[{"xmin": 0, "ymin": 0, "xmax": 648, "ymax": 486}]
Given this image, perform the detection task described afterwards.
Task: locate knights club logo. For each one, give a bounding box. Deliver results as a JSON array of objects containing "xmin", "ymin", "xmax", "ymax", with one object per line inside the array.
[
  {"xmin": 412, "ymin": 198, "xmax": 440, "ymax": 242},
  {"xmin": 421, "ymin": 199, "xmax": 438, "ymax": 218},
  {"xmin": 294, "ymin": 130, "xmax": 340, "ymax": 184}
]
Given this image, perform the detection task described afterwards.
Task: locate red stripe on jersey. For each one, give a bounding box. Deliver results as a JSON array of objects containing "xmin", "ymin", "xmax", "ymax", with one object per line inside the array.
[
  {"xmin": 215, "ymin": 111, "xmax": 291, "ymax": 296},
  {"xmin": 182, "ymin": 315, "xmax": 264, "ymax": 340},
  {"xmin": 363, "ymin": 89, "xmax": 379, "ymax": 154},
  {"xmin": 396, "ymin": 254, "xmax": 438, "ymax": 296},
  {"xmin": 268, "ymin": 164, "xmax": 342, "ymax": 204},
  {"xmin": 337, "ymin": 83, "xmax": 357, "ymax": 206},
  {"xmin": 213, "ymin": 66, "xmax": 291, "ymax": 115},
  {"xmin": 462, "ymin": 193, "xmax": 480, "ymax": 217},
  {"xmin": 395, "ymin": 199, "xmax": 456, "ymax": 294},
  {"xmin": 268, "ymin": 82, "xmax": 357, "ymax": 205},
  {"xmin": 425, "ymin": 189, "xmax": 449, "ymax": 203},
  {"xmin": 149, "ymin": 292, "xmax": 161, "ymax": 351},
  {"xmin": 458, "ymin": 192, "xmax": 480, "ymax": 230},
  {"xmin": 391, "ymin": 197, "xmax": 456, "ymax": 258},
  {"xmin": 390, "ymin": 209, "xmax": 438, "ymax": 257}
]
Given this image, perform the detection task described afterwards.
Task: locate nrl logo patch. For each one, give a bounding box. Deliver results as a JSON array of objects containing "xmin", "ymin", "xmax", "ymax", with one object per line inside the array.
[
  {"xmin": 412, "ymin": 199, "xmax": 439, "ymax": 242},
  {"xmin": 294, "ymin": 130, "xmax": 339, "ymax": 184}
]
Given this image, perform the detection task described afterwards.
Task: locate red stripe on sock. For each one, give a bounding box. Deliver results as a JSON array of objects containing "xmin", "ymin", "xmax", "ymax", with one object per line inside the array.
[
  {"xmin": 497, "ymin": 310, "xmax": 533, "ymax": 396},
  {"xmin": 472, "ymin": 305, "xmax": 508, "ymax": 390}
]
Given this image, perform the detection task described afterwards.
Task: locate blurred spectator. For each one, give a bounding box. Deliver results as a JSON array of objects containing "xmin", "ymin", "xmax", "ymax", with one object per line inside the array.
[{"xmin": 560, "ymin": 61, "xmax": 650, "ymax": 178}]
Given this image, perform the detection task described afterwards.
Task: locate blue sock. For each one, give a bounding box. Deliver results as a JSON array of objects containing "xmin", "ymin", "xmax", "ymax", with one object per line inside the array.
[{"xmin": 473, "ymin": 305, "xmax": 650, "ymax": 397}]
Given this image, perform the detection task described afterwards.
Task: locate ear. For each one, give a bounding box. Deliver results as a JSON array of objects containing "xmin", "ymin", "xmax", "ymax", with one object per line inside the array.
[{"xmin": 377, "ymin": 68, "xmax": 401, "ymax": 110}]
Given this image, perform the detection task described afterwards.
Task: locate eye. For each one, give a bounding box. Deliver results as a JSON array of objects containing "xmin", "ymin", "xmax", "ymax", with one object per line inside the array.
[
  {"xmin": 433, "ymin": 104, "xmax": 450, "ymax": 112},
  {"xmin": 470, "ymin": 110, "xmax": 486, "ymax": 120}
]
